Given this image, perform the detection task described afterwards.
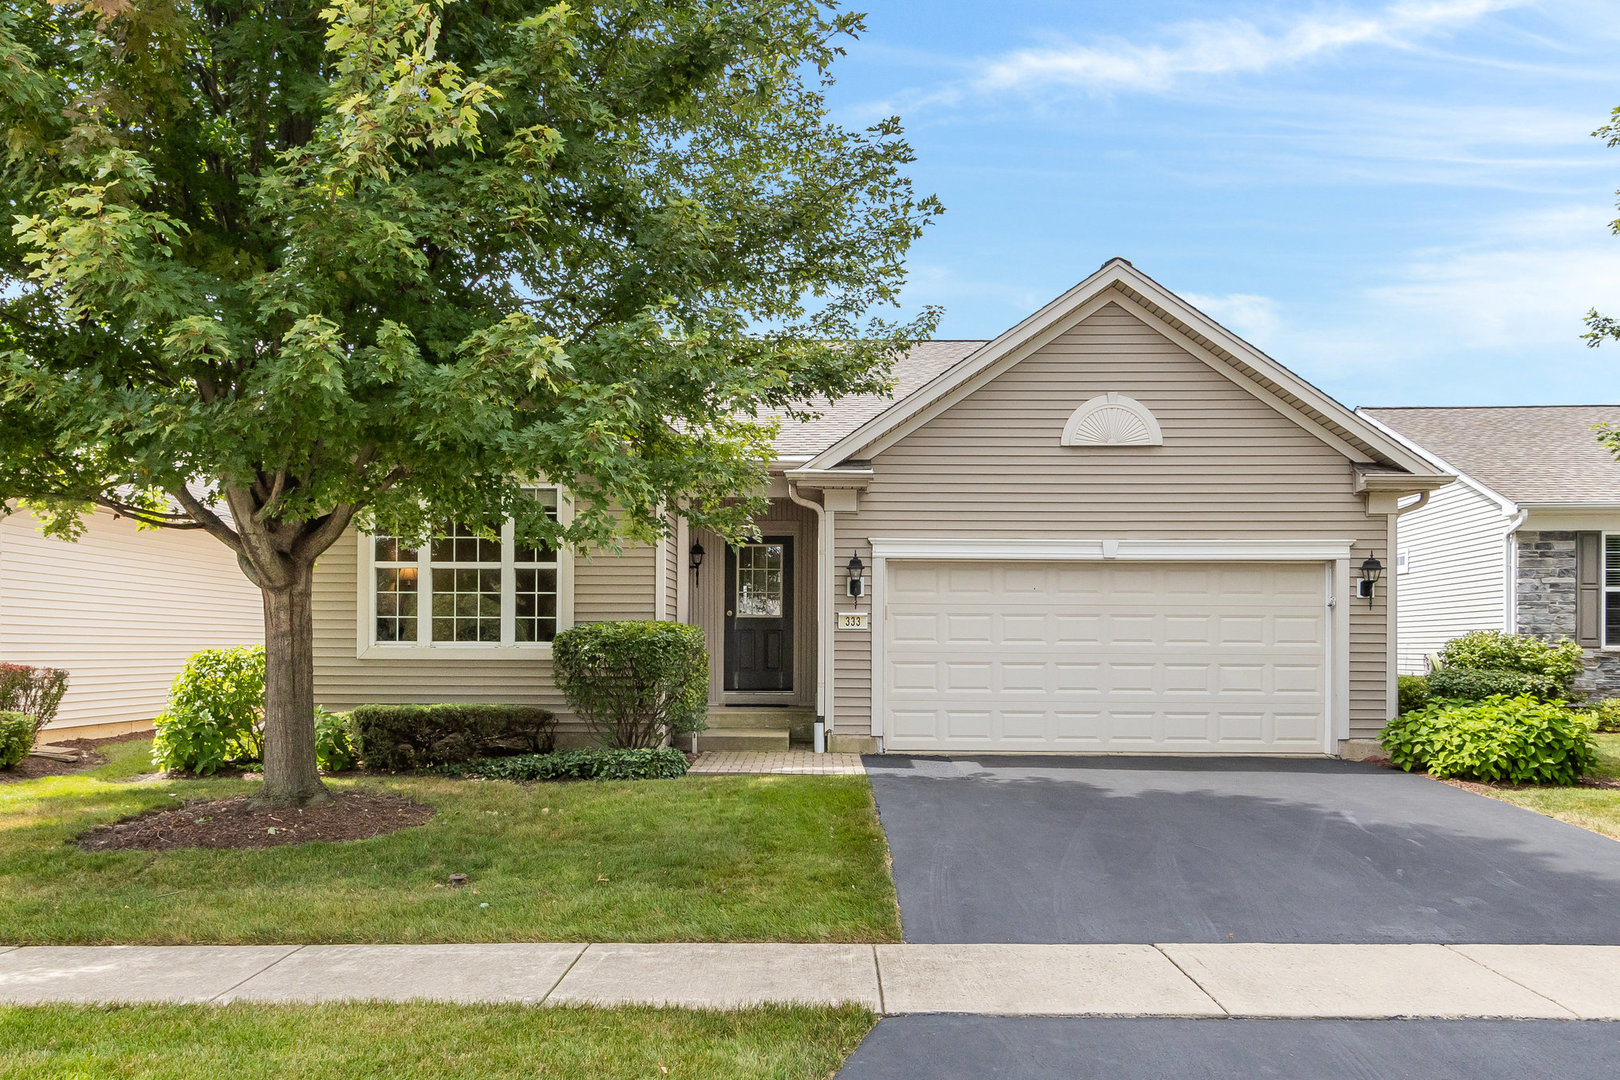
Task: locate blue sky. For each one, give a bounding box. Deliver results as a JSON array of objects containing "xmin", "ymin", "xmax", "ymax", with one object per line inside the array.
[{"xmin": 827, "ymin": 0, "xmax": 1620, "ymax": 407}]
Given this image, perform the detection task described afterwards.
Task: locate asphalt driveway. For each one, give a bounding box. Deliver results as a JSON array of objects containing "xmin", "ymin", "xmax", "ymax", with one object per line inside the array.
[
  {"xmin": 864, "ymin": 755, "xmax": 1620, "ymax": 944},
  {"xmin": 837, "ymin": 1017, "xmax": 1620, "ymax": 1080}
]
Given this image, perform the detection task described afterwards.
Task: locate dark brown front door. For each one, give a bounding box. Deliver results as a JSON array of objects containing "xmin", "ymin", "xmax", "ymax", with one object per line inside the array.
[{"xmin": 724, "ymin": 537, "xmax": 793, "ymax": 692}]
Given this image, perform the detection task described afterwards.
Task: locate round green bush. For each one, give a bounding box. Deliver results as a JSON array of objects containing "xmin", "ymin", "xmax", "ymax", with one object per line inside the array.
[
  {"xmin": 553, "ymin": 621, "xmax": 708, "ymax": 749},
  {"xmin": 1584, "ymin": 698, "xmax": 1620, "ymax": 733},
  {"xmin": 0, "ymin": 711, "xmax": 35, "ymax": 769},
  {"xmin": 1381, "ymin": 694, "xmax": 1597, "ymax": 786},
  {"xmin": 152, "ymin": 645, "xmax": 266, "ymax": 774},
  {"xmin": 315, "ymin": 707, "xmax": 361, "ymax": 772}
]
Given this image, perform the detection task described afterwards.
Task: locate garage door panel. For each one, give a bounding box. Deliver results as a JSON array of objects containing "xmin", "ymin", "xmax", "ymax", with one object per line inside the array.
[{"xmin": 883, "ymin": 560, "xmax": 1329, "ymax": 754}]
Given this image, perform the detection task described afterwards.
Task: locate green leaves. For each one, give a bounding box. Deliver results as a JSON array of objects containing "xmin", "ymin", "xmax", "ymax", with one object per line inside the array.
[{"xmin": 1382, "ymin": 694, "xmax": 1598, "ymax": 786}]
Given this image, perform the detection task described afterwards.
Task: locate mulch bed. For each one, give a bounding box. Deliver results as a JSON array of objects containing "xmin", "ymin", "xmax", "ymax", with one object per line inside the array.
[
  {"xmin": 1440, "ymin": 776, "xmax": 1620, "ymax": 795},
  {"xmin": 0, "ymin": 751, "xmax": 108, "ymax": 784},
  {"xmin": 77, "ymin": 791, "xmax": 434, "ymax": 851}
]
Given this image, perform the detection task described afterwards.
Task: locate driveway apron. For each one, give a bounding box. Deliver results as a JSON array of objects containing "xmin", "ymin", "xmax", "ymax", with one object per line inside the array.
[{"xmin": 863, "ymin": 754, "xmax": 1620, "ymax": 944}]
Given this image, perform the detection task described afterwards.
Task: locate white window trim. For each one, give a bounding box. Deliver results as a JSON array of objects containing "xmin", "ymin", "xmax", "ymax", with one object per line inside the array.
[
  {"xmin": 1604, "ymin": 532, "xmax": 1620, "ymax": 651},
  {"xmin": 355, "ymin": 488, "xmax": 575, "ymax": 659}
]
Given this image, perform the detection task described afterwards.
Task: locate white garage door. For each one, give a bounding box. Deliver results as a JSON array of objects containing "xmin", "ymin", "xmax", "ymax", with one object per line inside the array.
[{"xmin": 882, "ymin": 560, "xmax": 1330, "ymax": 753}]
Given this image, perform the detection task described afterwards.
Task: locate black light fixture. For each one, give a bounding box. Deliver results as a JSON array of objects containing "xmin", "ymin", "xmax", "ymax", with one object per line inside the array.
[
  {"xmin": 689, "ymin": 542, "xmax": 705, "ymax": 572},
  {"xmin": 1359, "ymin": 553, "xmax": 1384, "ymax": 608},
  {"xmin": 846, "ymin": 551, "xmax": 866, "ymax": 603}
]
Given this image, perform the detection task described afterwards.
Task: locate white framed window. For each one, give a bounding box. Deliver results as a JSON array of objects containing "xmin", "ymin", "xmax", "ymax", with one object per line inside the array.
[
  {"xmin": 358, "ymin": 486, "xmax": 573, "ymax": 656},
  {"xmin": 1606, "ymin": 534, "xmax": 1620, "ymax": 647}
]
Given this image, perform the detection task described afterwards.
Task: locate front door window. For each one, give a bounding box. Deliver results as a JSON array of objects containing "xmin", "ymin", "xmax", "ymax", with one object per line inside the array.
[{"xmin": 735, "ymin": 543, "xmax": 785, "ymax": 617}]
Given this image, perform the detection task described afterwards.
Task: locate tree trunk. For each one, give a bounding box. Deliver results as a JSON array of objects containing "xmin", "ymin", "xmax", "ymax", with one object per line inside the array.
[{"xmin": 259, "ymin": 561, "xmax": 328, "ymax": 807}]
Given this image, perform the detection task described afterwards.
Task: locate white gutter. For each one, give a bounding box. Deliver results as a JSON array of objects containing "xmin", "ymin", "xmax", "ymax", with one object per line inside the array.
[
  {"xmin": 786, "ymin": 482, "xmax": 832, "ymax": 753},
  {"xmin": 1503, "ymin": 507, "xmax": 1529, "ymax": 634}
]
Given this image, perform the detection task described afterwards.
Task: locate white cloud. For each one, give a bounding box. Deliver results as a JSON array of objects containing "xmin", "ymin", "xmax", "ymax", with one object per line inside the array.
[
  {"xmin": 1182, "ymin": 292, "xmax": 1283, "ymax": 347},
  {"xmin": 1219, "ymin": 204, "xmax": 1620, "ymax": 404},
  {"xmin": 975, "ymin": 1, "xmax": 1528, "ymax": 96}
]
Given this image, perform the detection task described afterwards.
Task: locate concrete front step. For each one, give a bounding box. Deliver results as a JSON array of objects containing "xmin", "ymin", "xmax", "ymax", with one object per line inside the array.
[
  {"xmin": 705, "ymin": 707, "xmax": 814, "ymax": 730},
  {"xmin": 695, "ymin": 728, "xmax": 791, "ymax": 752}
]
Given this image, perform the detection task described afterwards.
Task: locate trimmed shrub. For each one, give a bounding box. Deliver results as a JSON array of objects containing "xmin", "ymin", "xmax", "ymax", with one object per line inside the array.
[
  {"xmin": 1425, "ymin": 666, "xmax": 1562, "ymax": 703},
  {"xmin": 553, "ymin": 621, "xmax": 708, "ymax": 749},
  {"xmin": 151, "ymin": 646, "xmax": 266, "ymax": 774},
  {"xmin": 0, "ymin": 711, "xmax": 35, "ymax": 769},
  {"xmin": 0, "ymin": 663, "xmax": 70, "ymax": 732},
  {"xmin": 315, "ymin": 707, "xmax": 361, "ymax": 773},
  {"xmin": 1437, "ymin": 631, "xmax": 1584, "ymax": 694},
  {"xmin": 352, "ymin": 703, "xmax": 557, "ymax": 770},
  {"xmin": 445, "ymin": 746, "xmax": 690, "ymax": 781},
  {"xmin": 1381, "ymin": 694, "xmax": 1596, "ymax": 786},
  {"xmin": 1397, "ymin": 675, "xmax": 1430, "ymax": 715}
]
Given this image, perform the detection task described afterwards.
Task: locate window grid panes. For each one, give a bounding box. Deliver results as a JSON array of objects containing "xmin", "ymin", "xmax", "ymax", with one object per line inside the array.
[
  {"xmin": 736, "ymin": 543, "xmax": 785, "ymax": 617},
  {"xmin": 373, "ymin": 536, "xmax": 419, "ymax": 643},
  {"xmin": 371, "ymin": 488, "xmax": 563, "ymax": 647},
  {"xmin": 1605, "ymin": 536, "xmax": 1620, "ymax": 646}
]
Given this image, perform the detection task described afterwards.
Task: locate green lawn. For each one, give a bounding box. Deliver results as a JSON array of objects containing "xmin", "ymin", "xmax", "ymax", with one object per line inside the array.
[
  {"xmin": 1475, "ymin": 733, "xmax": 1620, "ymax": 841},
  {"xmin": 0, "ymin": 739, "xmax": 900, "ymax": 944},
  {"xmin": 0, "ymin": 1003, "xmax": 876, "ymax": 1080}
]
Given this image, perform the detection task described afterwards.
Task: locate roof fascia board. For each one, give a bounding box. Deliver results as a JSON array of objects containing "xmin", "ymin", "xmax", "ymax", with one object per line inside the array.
[
  {"xmin": 808, "ymin": 258, "xmax": 1436, "ymax": 475},
  {"xmin": 1356, "ymin": 410, "xmax": 1517, "ymax": 516},
  {"xmin": 1111, "ymin": 266, "xmax": 1440, "ymax": 476},
  {"xmin": 812, "ymin": 290, "xmax": 1124, "ymax": 466},
  {"xmin": 1103, "ymin": 291, "xmax": 1374, "ymax": 464},
  {"xmin": 803, "ymin": 261, "xmax": 1136, "ymax": 469}
]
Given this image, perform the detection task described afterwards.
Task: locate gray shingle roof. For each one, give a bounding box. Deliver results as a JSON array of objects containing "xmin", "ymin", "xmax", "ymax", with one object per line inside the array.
[
  {"xmin": 1362, "ymin": 406, "xmax": 1620, "ymax": 506},
  {"xmin": 766, "ymin": 341, "xmax": 986, "ymax": 457}
]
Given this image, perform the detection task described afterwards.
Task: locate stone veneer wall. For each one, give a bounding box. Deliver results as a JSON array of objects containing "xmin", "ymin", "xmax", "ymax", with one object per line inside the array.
[{"xmin": 1514, "ymin": 530, "xmax": 1620, "ymax": 697}]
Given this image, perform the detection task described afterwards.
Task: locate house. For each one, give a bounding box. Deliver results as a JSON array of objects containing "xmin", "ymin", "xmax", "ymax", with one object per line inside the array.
[
  {"xmin": 0, "ymin": 505, "xmax": 264, "ymax": 739},
  {"xmin": 312, "ymin": 259, "xmax": 1450, "ymax": 756},
  {"xmin": 1359, "ymin": 405, "xmax": 1620, "ymax": 697}
]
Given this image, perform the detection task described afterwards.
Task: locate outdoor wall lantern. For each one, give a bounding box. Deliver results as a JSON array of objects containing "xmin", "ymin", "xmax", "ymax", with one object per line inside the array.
[
  {"xmin": 846, "ymin": 551, "xmax": 866, "ymax": 603},
  {"xmin": 689, "ymin": 542, "xmax": 705, "ymax": 579},
  {"xmin": 1358, "ymin": 553, "xmax": 1384, "ymax": 608}
]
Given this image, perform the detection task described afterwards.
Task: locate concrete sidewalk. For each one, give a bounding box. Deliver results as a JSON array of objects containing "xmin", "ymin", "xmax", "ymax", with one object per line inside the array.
[{"xmin": 2, "ymin": 943, "xmax": 1618, "ymax": 1018}]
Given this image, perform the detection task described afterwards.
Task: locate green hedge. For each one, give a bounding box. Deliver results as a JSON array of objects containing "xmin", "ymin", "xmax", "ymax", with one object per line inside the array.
[
  {"xmin": 1397, "ymin": 674, "xmax": 1430, "ymax": 714},
  {"xmin": 352, "ymin": 703, "xmax": 557, "ymax": 770},
  {"xmin": 1381, "ymin": 694, "xmax": 1596, "ymax": 786},
  {"xmin": 444, "ymin": 746, "xmax": 691, "ymax": 781},
  {"xmin": 1425, "ymin": 666, "xmax": 1563, "ymax": 703},
  {"xmin": 553, "ymin": 621, "xmax": 708, "ymax": 748},
  {"xmin": 0, "ymin": 711, "xmax": 35, "ymax": 769},
  {"xmin": 315, "ymin": 708, "xmax": 361, "ymax": 772},
  {"xmin": 1436, "ymin": 631, "xmax": 1583, "ymax": 694}
]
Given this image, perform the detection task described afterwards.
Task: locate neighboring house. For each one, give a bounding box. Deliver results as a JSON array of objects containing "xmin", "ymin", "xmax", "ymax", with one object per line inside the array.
[
  {"xmin": 0, "ymin": 505, "xmax": 264, "ymax": 738},
  {"xmin": 313, "ymin": 259, "xmax": 1448, "ymax": 756},
  {"xmin": 1360, "ymin": 405, "xmax": 1620, "ymax": 696}
]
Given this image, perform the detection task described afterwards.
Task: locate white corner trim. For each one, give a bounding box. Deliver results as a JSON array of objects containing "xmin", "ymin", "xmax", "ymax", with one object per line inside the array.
[
  {"xmin": 1060, "ymin": 392, "xmax": 1163, "ymax": 447},
  {"xmin": 867, "ymin": 538, "xmax": 1355, "ymax": 562}
]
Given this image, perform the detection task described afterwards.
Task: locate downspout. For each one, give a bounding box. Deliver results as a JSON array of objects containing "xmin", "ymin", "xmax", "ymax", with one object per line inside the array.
[
  {"xmin": 1503, "ymin": 507, "xmax": 1528, "ymax": 634},
  {"xmin": 787, "ymin": 481, "xmax": 830, "ymax": 753}
]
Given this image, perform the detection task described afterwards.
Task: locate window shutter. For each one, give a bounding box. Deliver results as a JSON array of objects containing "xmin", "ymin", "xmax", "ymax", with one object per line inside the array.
[{"xmin": 1576, "ymin": 532, "xmax": 1602, "ymax": 647}]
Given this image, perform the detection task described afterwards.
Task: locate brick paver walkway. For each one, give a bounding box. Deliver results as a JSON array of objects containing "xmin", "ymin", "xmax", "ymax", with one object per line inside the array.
[{"xmin": 688, "ymin": 751, "xmax": 865, "ymax": 775}]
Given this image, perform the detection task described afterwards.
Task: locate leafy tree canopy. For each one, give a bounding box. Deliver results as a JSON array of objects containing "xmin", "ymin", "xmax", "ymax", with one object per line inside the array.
[{"xmin": 0, "ymin": 0, "xmax": 938, "ymax": 803}]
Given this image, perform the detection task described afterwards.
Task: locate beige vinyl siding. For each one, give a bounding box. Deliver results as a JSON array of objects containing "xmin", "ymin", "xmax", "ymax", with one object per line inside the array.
[
  {"xmin": 0, "ymin": 507, "xmax": 263, "ymax": 733},
  {"xmin": 833, "ymin": 301, "xmax": 1392, "ymax": 740},
  {"xmin": 661, "ymin": 518, "xmax": 680, "ymax": 622},
  {"xmin": 312, "ymin": 527, "xmax": 657, "ymax": 737},
  {"xmin": 1390, "ymin": 479, "xmax": 1511, "ymax": 674},
  {"xmin": 689, "ymin": 498, "xmax": 819, "ymax": 708}
]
